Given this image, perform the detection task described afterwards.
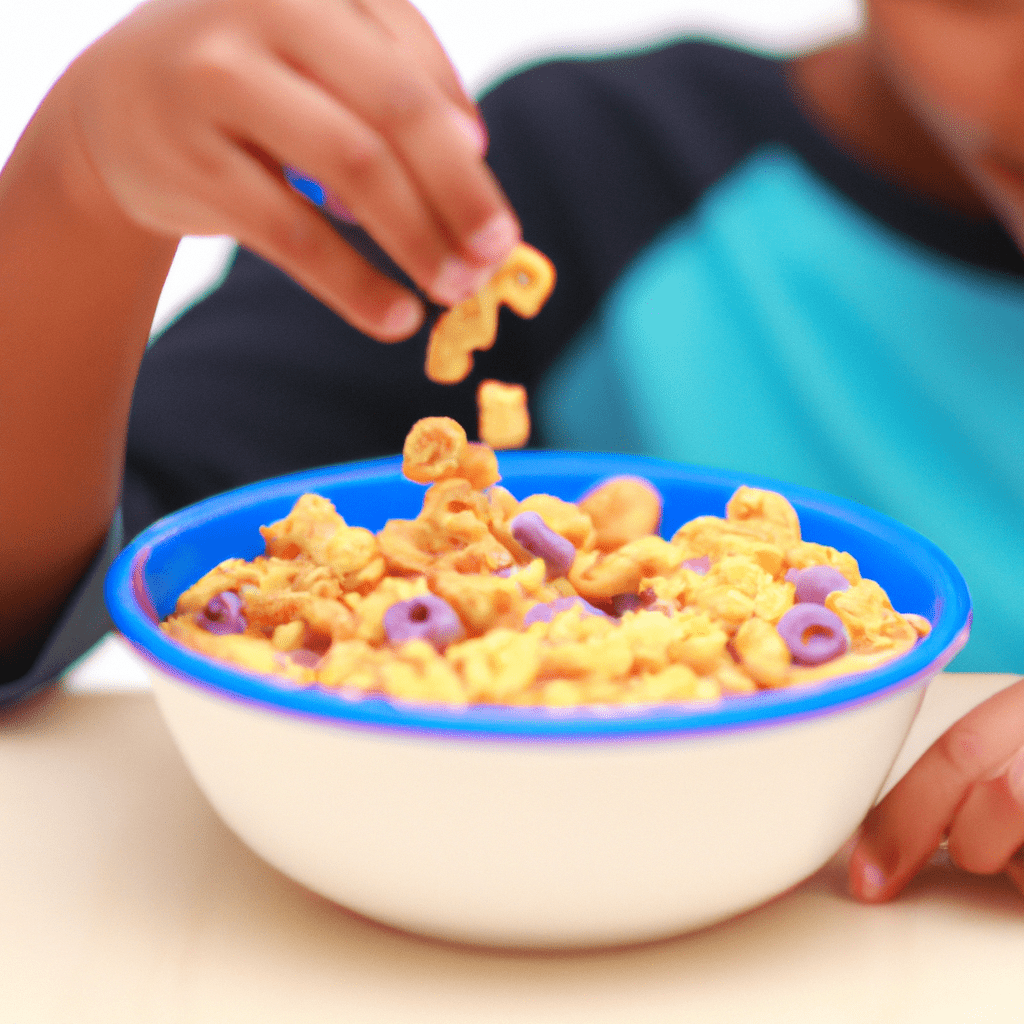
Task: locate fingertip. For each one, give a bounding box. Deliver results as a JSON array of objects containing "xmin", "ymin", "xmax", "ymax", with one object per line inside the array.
[
  {"xmin": 466, "ymin": 211, "xmax": 520, "ymax": 265},
  {"xmin": 448, "ymin": 104, "xmax": 488, "ymax": 157},
  {"xmin": 377, "ymin": 292, "xmax": 426, "ymax": 341},
  {"xmin": 848, "ymin": 841, "xmax": 891, "ymax": 902}
]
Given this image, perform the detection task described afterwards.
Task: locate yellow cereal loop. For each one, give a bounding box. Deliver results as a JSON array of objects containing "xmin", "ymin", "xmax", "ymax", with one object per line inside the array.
[
  {"xmin": 578, "ymin": 476, "xmax": 663, "ymax": 551},
  {"xmin": 402, "ymin": 416, "xmax": 467, "ymax": 483}
]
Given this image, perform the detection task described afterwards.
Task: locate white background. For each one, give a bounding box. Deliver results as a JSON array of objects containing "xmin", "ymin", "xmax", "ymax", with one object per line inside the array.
[{"xmin": 1, "ymin": 0, "xmax": 859, "ymax": 333}]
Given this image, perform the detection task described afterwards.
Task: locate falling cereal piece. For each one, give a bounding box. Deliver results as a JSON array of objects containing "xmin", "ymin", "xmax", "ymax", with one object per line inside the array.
[
  {"xmin": 425, "ymin": 243, "xmax": 556, "ymax": 384},
  {"xmin": 477, "ymin": 379, "xmax": 530, "ymax": 449}
]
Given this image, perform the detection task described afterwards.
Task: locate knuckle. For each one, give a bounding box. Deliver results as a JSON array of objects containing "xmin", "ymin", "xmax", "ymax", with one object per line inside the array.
[
  {"xmin": 262, "ymin": 206, "xmax": 325, "ymax": 264},
  {"xmin": 935, "ymin": 724, "xmax": 989, "ymax": 781},
  {"xmin": 187, "ymin": 31, "xmax": 251, "ymax": 95},
  {"xmin": 375, "ymin": 73, "xmax": 430, "ymax": 130},
  {"xmin": 335, "ymin": 133, "xmax": 389, "ymax": 188}
]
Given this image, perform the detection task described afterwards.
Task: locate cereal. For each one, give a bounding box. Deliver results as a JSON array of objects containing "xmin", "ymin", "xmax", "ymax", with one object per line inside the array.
[
  {"xmin": 776, "ymin": 604, "xmax": 849, "ymax": 666},
  {"xmin": 164, "ymin": 421, "xmax": 931, "ymax": 707},
  {"xmin": 383, "ymin": 594, "xmax": 466, "ymax": 651},
  {"xmin": 578, "ymin": 476, "xmax": 662, "ymax": 551},
  {"xmin": 477, "ymin": 379, "xmax": 531, "ymax": 449},
  {"xmin": 425, "ymin": 243, "xmax": 556, "ymax": 384}
]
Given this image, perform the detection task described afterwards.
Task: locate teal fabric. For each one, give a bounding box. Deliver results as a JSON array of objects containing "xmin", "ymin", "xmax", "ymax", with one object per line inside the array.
[{"xmin": 537, "ymin": 148, "xmax": 1024, "ymax": 672}]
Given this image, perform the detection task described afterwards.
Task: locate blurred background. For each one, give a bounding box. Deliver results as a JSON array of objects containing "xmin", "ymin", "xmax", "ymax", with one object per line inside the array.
[{"xmin": 2, "ymin": 0, "xmax": 859, "ymax": 333}]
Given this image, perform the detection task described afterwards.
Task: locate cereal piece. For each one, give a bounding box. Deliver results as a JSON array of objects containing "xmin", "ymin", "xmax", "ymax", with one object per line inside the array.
[
  {"xmin": 271, "ymin": 620, "xmax": 307, "ymax": 652},
  {"xmin": 777, "ymin": 604, "xmax": 850, "ymax": 665},
  {"xmin": 825, "ymin": 579, "xmax": 918, "ymax": 651},
  {"xmin": 518, "ymin": 494, "xmax": 596, "ymax": 550},
  {"xmin": 477, "ymin": 379, "xmax": 531, "ymax": 450},
  {"xmin": 261, "ymin": 494, "xmax": 383, "ymax": 593},
  {"xmin": 379, "ymin": 641, "xmax": 467, "ymax": 705},
  {"xmin": 789, "ymin": 565, "xmax": 851, "ymax": 604},
  {"xmin": 785, "ymin": 542, "xmax": 861, "ymax": 585},
  {"xmin": 522, "ymin": 596, "xmax": 612, "ymax": 627},
  {"xmin": 671, "ymin": 516, "xmax": 786, "ymax": 578},
  {"xmin": 402, "ymin": 416, "xmax": 468, "ymax": 483},
  {"xmin": 195, "ymin": 592, "xmax": 246, "ymax": 635},
  {"xmin": 425, "ymin": 243, "xmax": 556, "ymax": 384},
  {"xmin": 578, "ymin": 476, "xmax": 663, "ymax": 552},
  {"xmin": 383, "ymin": 595, "xmax": 466, "ymax": 652},
  {"xmin": 460, "ymin": 442, "xmax": 502, "ymax": 490},
  {"xmin": 429, "ymin": 570, "xmax": 530, "ymax": 635},
  {"xmin": 904, "ymin": 613, "xmax": 933, "ymax": 637},
  {"xmin": 570, "ymin": 536, "xmax": 684, "ymax": 604},
  {"xmin": 733, "ymin": 617, "xmax": 792, "ymax": 686},
  {"xmin": 510, "ymin": 511, "xmax": 577, "ymax": 579},
  {"xmin": 447, "ymin": 629, "xmax": 542, "ymax": 702},
  {"xmin": 725, "ymin": 486, "xmax": 802, "ymax": 547}
]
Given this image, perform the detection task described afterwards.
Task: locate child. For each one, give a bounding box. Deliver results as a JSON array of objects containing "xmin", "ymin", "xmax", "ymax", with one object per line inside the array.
[{"xmin": 1, "ymin": 0, "xmax": 1021, "ymax": 901}]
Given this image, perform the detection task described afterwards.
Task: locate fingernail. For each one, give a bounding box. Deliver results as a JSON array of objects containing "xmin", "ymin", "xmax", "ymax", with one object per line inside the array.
[
  {"xmin": 857, "ymin": 858, "xmax": 887, "ymax": 901},
  {"xmin": 450, "ymin": 106, "xmax": 488, "ymax": 156},
  {"xmin": 380, "ymin": 294, "xmax": 424, "ymax": 338},
  {"xmin": 1007, "ymin": 745, "xmax": 1024, "ymax": 806},
  {"xmin": 467, "ymin": 213, "xmax": 520, "ymax": 264},
  {"xmin": 432, "ymin": 256, "xmax": 491, "ymax": 306}
]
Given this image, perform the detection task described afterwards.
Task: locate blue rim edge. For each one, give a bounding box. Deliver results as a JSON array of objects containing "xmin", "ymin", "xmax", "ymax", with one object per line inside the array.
[{"xmin": 105, "ymin": 453, "xmax": 972, "ymax": 742}]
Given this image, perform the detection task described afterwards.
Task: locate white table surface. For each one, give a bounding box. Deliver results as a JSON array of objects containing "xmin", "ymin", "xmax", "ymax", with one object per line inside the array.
[{"xmin": 1, "ymin": 650, "xmax": 1021, "ymax": 1023}]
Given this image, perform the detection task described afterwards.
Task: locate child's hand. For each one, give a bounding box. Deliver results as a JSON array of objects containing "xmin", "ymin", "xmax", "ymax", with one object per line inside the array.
[
  {"xmin": 848, "ymin": 677, "xmax": 1024, "ymax": 900},
  {"xmin": 59, "ymin": 0, "xmax": 519, "ymax": 339}
]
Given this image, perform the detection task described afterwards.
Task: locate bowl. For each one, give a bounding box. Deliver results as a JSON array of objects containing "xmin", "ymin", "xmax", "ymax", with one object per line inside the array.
[{"xmin": 105, "ymin": 452, "xmax": 971, "ymax": 949}]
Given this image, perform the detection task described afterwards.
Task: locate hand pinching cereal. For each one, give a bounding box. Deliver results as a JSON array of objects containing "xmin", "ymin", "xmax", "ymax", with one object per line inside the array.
[
  {"xmin": 477, "ymin": 379, "xmax": 530, "ymax": 449},
  {"xmin": 425, "ymin": 243, "xmax": 556, "ymax": 384}
]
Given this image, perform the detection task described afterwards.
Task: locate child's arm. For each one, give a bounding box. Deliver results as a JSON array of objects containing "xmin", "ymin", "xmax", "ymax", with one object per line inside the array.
[
  {"xmin": 848, "ymin": 677, "xmax": 1024, "ymax": 899},
  {"xmin": 0, "ymin": 0, "xmax": 520, "ymax": 666}
]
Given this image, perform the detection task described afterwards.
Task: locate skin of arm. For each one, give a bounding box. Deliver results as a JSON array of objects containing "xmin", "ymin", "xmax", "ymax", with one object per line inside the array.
[{"xmin": 0, "ymin": 86, "xmax": 177, "ymax": 665}]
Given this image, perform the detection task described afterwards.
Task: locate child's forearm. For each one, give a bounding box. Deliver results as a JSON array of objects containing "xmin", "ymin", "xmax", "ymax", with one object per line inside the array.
[{"xmin": 0, "ymin": 85, "xmax": 178, "ymax": 660}]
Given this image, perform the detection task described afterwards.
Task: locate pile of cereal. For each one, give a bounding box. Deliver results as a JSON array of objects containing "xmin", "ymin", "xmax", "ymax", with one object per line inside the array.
[{"xmin": 163, "ymin": 417, "xmax": 931, "ymax": 707}]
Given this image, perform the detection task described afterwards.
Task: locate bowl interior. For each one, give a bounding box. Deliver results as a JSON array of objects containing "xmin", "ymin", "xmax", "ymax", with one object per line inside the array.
[{"xmin": 106, "ymin": 452, "xmax": 971, "ymax": 738}]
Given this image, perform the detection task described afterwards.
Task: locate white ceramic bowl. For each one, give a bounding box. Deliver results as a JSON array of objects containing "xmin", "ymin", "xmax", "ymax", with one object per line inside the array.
[{"xmin": 106, "ymin": 453, "xmax": 971, "ymax": 948}]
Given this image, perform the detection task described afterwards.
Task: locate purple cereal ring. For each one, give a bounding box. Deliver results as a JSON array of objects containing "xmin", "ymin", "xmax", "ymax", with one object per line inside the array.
[
  {"xmin": 682, "ymin": 555, "xmax": 711, "ymax": 576},
  {"xmin": 383, "ymin": 594, "xmax": 466, "ymax": 651},
  {"xmin": 790, "ymin": 565, "xmax": 851, "ymax": 605},
  {"xmin": 195, "ymin": 591, "xmax": 247, "ymax": 635},
  {"xmin": 777, "ymin": 604, "xmax": 849, "ymax": 665},
  {"xmin": 510, "ymin": 511, "xmax": 577, "ymax": 578},
  {"xmin": 522, "ymin": 595, "xmax": 612, "ymax": 627}
]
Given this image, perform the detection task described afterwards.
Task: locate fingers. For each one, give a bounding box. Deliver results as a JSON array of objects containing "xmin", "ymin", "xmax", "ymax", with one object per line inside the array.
[
  {"xmin": 355, "ymin": 0, "xmax": 482, "ymax": 120},
  {"xmin": 262, "ymin": 0, "xmax": 518, "ymax": 302},
  {"xmin": 946, "ymin": 746, "xmax": 1024, "ymax": 873},
  {"xmin": 68, "ymin": 0, "xmax": 518, "ymax": 336},
  {"xmin": 215, "ymin": 147, "xmax": 427, "ymax": 339},
  {"xmin": 849, "ymin": 677, "xmax": 1024, "ymax": 902}
]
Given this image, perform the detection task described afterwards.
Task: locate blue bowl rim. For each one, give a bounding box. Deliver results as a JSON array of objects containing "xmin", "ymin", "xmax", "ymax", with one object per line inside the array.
[{"xmin": 105, "ymin": 451, "xmax": 971, "ymax": 741}]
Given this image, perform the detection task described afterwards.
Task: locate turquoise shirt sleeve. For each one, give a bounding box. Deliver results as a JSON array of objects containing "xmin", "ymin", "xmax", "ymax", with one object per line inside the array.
[{"xmin": 0, "ymin": 512, "xmax": 123, "ymax": 707}]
